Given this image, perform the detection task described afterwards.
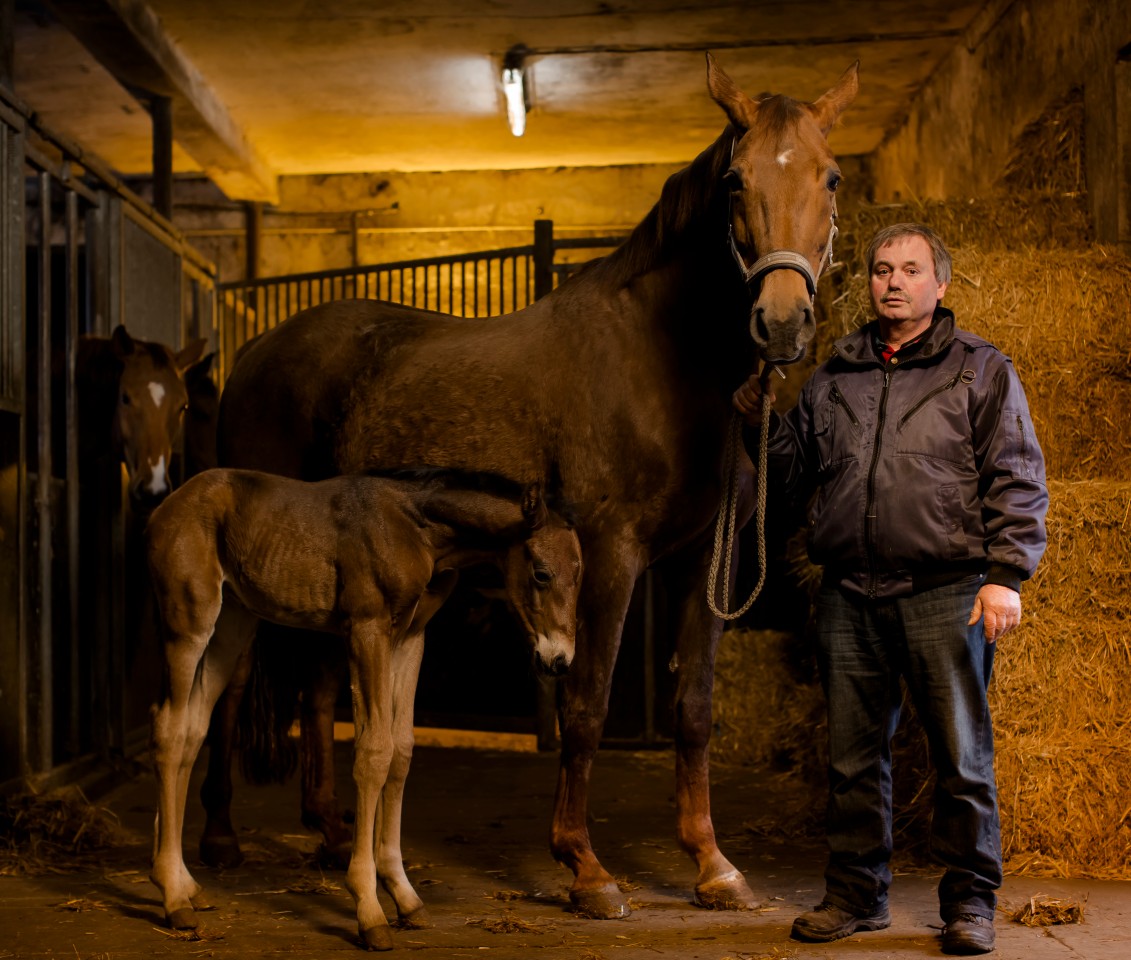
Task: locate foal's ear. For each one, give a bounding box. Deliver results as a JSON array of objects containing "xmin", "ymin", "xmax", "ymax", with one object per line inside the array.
[
  {"xmin": 175, "ymin": 338, "xmax": 209, "ymax": 374},
  {"xmin": 810, "ymin": 61, "xmax": 860, "ymax": 136},
  {"xmin": 522, "ymin": 482, "xmax": 548, "ymax": 531},
  {"xmin": 111, "ymin": 324, "xmax": 136, "ymax": 358},
  {"xmin": 706, "ymin": 52, "xmax": 758, "ymax": 133}
]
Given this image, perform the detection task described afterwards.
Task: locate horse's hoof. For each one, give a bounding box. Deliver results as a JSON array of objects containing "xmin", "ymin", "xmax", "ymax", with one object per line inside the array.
[
  {"xmin": 189, "ymin": 893, "xmax": 216, "ymax": 912},
  {"xmin": 200, "ymin": 834, "xmax": 243, "ymax": 869},
  {"xmin": 397, "ymin": 905, "xmax": 431, "ymax": 929},
  {"xmin": 359, "ymin": 923, "xmax": 395, "ymax": 951},
  {"xmin": 316, "ymin": 840, "xmax": 353, "ymax": 870},
  {"xmin": 570, "ymin": 884, "xmax": 632, "ymax": 920},
  {"xmin": 168, "ymin": 907, "xmax": 199, "ymax": 930},
  {"xmin": 694, "ymin": 873, "xmax": 761, "ymax": 911}
]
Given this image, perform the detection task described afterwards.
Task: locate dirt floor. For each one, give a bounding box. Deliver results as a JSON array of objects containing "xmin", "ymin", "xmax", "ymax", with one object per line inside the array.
[{"xmin": 1, "ymin": 735, "xmax": 1128, "ymax": 960}]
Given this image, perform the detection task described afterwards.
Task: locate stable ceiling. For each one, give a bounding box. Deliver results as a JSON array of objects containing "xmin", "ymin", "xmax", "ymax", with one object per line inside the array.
[{"xmin": 12, "ymin": 0, "xmax": 993, "ymax": 203}]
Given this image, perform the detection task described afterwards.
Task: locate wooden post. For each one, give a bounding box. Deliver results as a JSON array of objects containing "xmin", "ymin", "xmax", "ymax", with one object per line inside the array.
[
  {"xmin": 244, "ymin": 201, "xmax": 262, "ymax": 281},
  {"xmin": 150, "ymin": 94, "xmax": 173, "ymax": 221},
  {"xmin": 533, "ymin": 219, "xmax": 553, "ymax": 300}
]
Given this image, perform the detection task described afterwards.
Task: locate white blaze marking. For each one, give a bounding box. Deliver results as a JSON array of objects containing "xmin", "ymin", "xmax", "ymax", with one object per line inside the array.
[
  {"xmin": 147, "ymin": 455, "xmax": 168, "ymax": 495},
  {"xmin": 776, "ymin": 149, "xmax": 794, "ymax": 167},
  {"xmin": 148, "ymin": 382, "xmax": 166, "ymax": 408}
]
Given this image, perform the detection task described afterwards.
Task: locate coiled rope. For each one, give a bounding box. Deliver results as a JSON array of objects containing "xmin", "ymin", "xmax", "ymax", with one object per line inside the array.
[{"xmin": 706, "ymin": 376, "xmax": 772, "ymax": 620}]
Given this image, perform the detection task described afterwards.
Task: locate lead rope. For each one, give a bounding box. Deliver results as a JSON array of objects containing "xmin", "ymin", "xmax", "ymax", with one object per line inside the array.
[{"xmin": 706, "ymin": 375, "xmax": 772, "ymax": 620}]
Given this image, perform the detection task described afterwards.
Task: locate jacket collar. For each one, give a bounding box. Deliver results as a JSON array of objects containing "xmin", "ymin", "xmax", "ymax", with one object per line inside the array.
[{"xmin": 832, "ymin": 306, "xmax": 956, "ymax": 366}]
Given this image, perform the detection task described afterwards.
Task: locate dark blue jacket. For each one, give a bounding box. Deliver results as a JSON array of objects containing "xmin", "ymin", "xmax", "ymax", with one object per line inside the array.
[{"xmin": 760, "ymin": 307, "xmax": 1048, "ymax": 599}]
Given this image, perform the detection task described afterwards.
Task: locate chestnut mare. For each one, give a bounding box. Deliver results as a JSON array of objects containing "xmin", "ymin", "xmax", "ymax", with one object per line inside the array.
[
  {"xmin": 147, "ymin": 468, "xmax": 581, "ymax": 950},
  {"xmin": 207, "ymin": 54, "xmax": 858, "ymax": 920},
  {"xmin": 76, "ymin": 324, "xmax": 207, "ymax": 510}
]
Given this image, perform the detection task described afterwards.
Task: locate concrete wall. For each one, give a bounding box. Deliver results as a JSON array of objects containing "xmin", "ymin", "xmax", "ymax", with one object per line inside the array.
[
  {"xmin": 867, "ymin": 0, "xmax": 1130, "ymax": 248},
  {"xmin": 171, "ymin": 162, "xmax": 686, "ymax": 283}
]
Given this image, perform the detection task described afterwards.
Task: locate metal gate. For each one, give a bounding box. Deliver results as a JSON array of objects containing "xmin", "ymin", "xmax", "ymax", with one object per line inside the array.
[{"xmin": 0, "ymin": 84, "xmax": 217, "ymax": 793}]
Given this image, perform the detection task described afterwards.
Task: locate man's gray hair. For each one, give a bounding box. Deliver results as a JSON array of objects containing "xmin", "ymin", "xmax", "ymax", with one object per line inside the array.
[{"xmin": 867, "ymin": 222, "xmax": 952, "ymax": 285}]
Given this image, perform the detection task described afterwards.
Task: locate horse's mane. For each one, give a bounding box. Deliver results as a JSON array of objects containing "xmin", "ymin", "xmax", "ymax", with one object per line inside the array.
[
  {"xmin": 365, "ymin": 465, "xmax": 578, "ymax": 527},
  {"xmin": 595, "ymin": 94, "xmax": 809, "ymax": 286}
]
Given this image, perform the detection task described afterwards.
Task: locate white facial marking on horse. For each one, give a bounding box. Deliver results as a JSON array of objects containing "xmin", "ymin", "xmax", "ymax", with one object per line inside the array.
[
  {"xmin": 776, "ymin": 149, "xmax": 794, "ymax": 167},
  {"xmin": 147, "ymin": 455, "xmax": 168, "ymax": 495},
  {"xmin": 149, "ymin": 381, "xmax": 166, "ymax": 408}
]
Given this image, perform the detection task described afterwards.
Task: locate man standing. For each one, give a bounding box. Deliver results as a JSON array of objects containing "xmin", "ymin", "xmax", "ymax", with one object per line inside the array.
[{"xmin": 733, "ymin": 223, "xmax": 1047, "ymax": 955}]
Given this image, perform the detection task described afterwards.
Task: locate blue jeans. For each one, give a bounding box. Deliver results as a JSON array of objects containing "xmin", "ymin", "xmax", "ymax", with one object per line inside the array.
[{"xmin": 814, "ymin": 575, "xmax": 1000, "ymax": 922}]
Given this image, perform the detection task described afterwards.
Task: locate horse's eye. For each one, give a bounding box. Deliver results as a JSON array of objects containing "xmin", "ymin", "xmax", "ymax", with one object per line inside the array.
[
  {"xmin": 827, "ymin": 172, "xmax": 842, "ymax": 192},
  {"xmin": 722, "ymin": 169, "xmax": 741, "ymax": 192},
  {"xmin": 532, "ymin": 565, "xmax": 553, "ymax": 587},
  {"xmin": 120, "ymin": 392, "xmax": 131, "ymax": 406}
]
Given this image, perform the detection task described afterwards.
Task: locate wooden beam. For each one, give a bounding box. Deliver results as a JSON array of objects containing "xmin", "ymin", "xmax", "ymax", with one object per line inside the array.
[{"xmin": 43, "ymin": 0, "xmax": 278, "ymax": 203}]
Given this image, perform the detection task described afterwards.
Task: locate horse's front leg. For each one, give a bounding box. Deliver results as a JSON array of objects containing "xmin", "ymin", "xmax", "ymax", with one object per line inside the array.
[
  {"xmin": 551, "ymin": 543, "xmax": 643, "ymax": 919},
  {"xmin": 342, "ymin": 618, "xmax": 396, "ymax": 952},
  {"xmin": 667, "ymin": 489, "xmax": 761, "ymax": 911},
  {"xmin": 300, "ymin": 640, "xmax": 353, "ymax": 869}
]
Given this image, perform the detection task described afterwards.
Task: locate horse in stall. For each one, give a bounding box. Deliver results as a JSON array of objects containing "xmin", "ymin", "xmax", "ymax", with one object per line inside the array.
[
  {"xmin": 76, "ymin": 324, "xmax": 207, "ymax": 510},
  {"xmin": 146, "ymin": 468, "xmax": 581, "ymax": 950},
  {"xmin": 205, "ymin": 53, "xmax": 858, "ymax": 920}
]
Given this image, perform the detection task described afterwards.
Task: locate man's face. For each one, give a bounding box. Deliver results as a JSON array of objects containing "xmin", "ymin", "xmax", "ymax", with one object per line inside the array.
[{"xmin": 869, "ymin": 235, "xmax": 948, "ymax": 328}]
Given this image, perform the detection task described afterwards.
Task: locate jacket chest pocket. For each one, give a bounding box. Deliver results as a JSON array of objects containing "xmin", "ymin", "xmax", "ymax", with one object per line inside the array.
[
  {"xmin": 894, "ymin": 373, "xmax": 971, "ymax": 465},
  {"xmin": 814, "ymin": 383, "xmax": 861, "ymax": 471}
]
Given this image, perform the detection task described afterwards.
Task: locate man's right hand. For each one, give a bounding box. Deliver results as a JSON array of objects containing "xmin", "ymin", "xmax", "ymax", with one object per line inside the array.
[{"xmin": 732, "ymin": 374, "xmax": 776, "ymax": 425}]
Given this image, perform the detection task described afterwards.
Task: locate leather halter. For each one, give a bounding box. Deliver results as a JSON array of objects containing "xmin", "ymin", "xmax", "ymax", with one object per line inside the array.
[{"xmin": 726, "ymin": 135, "xmax": 839, "ymax": 299}]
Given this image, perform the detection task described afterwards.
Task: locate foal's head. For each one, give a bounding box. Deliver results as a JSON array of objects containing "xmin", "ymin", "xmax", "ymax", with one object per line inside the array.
[
  {"xmin": 707, "ymin": 54, "xmax": 858, "ymax": 365},
  {"xmin": 502, "ymin": 484, "xmax": 582, "ymax": 677},
  {"xmin": 109, "ymin": 325, "xmax": 207, "ymax": 511}
]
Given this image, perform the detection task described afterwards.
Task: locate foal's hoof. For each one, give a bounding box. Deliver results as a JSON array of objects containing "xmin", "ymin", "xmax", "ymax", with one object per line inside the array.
[
  {"xmin": 397, "ymin": 905, "xmax": 431, "ymax": 929},
  {"xmin": 316, "ymin": 840, "xmax": 353, "ymax": 870},
  {"xmin": 168, "ymin": 907, "xmax": 199, "ymax": 930},
  {"xmin": 694, "ymin": 873, "xmax": 761, "ymax": 911},
  {"xmin": 200, "ymin": 834, "xmax": 243, "ymax": 869},
  {"xmin": 570, "ymin": 883, "xmax": 632, "ymax": 919},
  {"xmin": 359, "ymin": 923, "xmax": 395, "ymax": 951}
]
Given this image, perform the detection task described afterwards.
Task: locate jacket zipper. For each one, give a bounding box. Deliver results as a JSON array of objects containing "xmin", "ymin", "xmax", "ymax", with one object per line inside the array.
[
  {"xmin": 898, "ymin": 370, "xmax": 963, "ymax": 426},
  {"xmin": 865, "ymin": 368, "xmax": 892, "ymax": 599},
  {"xmin": 829, "ymin": 383, "xmax": 860, "ymax": 426},
  {"xmin": 1017, "ymin": 414, "xmax": 1029, "ymax": 465}
]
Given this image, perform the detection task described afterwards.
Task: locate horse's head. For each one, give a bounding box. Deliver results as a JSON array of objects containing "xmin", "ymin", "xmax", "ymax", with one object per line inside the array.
[
  {"xmin": 707, "ymin": 54, "xmax": 858, "ymax": 365},
  {"xmin": 109, "ymin": 325, "xmax": 207, "ymax": 512},
  {"xmin": 501, "ymin": 483, "xmax": 582, "ymax": 677}
]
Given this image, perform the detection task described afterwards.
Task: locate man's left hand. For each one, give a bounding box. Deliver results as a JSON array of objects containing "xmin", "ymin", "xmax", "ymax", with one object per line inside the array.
[{"xmin": 968, "ymin": 584, "xmax": 1021, "ymax": 643}]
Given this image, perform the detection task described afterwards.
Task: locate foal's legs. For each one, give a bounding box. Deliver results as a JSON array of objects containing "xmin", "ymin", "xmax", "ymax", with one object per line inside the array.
[
  {"xmin": 342, "ymin": 618, "xmax": 397, "ymax": 951},
  {"xmin": 550, "ymin": 541, "xmax": 642, "ymax": 918},
  {"xmin": 372, "ymin": 572, "xmax": 456, "ymax": 927},
  {"xmin": 372, "ymin": 628, "xmax": 428, "ymax": 926},
  {"xmin": 152, "ymin": 597, "xmax": 260, "ymax": 929}
]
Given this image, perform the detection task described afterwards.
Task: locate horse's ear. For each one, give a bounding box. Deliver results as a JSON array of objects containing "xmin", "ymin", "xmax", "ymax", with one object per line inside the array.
[
  {"xmin": 185, "ymin": 352, "xmax": 216, "ymax": 387},
  {"xmin": 706, "ymin": 52, "xmax": 758, "ymax": 133},
  {"xmin": 810, "ymin": 61, "xmax": 859, "ymax": 136},
  {"xmin": 522, "ymin": 482, "xmax": 547, "ymax": 531},
  {"xmin": 111, "ymin": 324, "xmax": 135, "ymax": 358},
  {"xmin": 175, "ymin": 338, "xmax": 209, "ymax": 374}
]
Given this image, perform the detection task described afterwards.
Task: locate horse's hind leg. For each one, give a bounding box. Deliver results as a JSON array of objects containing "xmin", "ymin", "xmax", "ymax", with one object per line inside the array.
[
  {"xmin": 550, "ymin": 544, "xmax": 642, "ymax": 919},
  {"xmin": 300, "ymin": 640, "xmax": 353, "ymax": 868},
  {"xmin": 342, "ymin": 618, "xmax": 396, "ymax": 951},
  {"xmin": 666, "ymin": 540, "xmax": 760, "ymax": 912},
  {"xmin": 198, "ymin": 643, "xmax": 252, "ymax": 868}
]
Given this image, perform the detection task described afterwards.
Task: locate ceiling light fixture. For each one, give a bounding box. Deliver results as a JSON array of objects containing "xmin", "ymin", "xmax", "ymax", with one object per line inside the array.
[{"xmin": 502, "ymin": 45, "xmax": 529, "ymax": 137}]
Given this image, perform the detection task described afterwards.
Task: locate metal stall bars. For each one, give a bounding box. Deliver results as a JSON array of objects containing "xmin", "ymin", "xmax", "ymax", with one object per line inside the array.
[{"xmin": 0, "ymin": 83, "xmax": 217, "ymax": 794}]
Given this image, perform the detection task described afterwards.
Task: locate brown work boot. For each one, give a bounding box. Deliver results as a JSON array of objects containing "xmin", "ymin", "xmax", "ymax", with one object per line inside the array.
[
  {"xmin": 941, "ymin": 913, "xmax": 996, "ymax": 954},
  {"xmin": 790, "ymin": 900, "xmax": 891, "ymax": 942}
]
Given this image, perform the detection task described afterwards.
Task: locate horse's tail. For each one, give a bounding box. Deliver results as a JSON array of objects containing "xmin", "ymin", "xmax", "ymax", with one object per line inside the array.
[{"xmin": 236, "ymin": 624, "xmax": 300, "ymax": 785}]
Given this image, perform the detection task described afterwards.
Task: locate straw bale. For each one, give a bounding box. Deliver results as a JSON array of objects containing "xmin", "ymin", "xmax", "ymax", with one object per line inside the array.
[{"xmin": 820, "ymin": 238, "xmax": 1131, "ymax": 481}]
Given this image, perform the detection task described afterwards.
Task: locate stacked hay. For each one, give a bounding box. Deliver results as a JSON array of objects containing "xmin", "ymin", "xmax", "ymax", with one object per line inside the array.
[{"xmin": 714, "ymin": 176, "xmax": 1131, "ymax": 876}]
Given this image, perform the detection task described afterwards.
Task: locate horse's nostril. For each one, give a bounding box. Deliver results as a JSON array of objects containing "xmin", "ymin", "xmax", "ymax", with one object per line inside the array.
[
  {"xmin": 750, "ymin": 308, "xmax": 769, "ymax": 346},
  {"xmin": 550, "ymin": 653, "xmax": 570, "ymax": 677}
]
